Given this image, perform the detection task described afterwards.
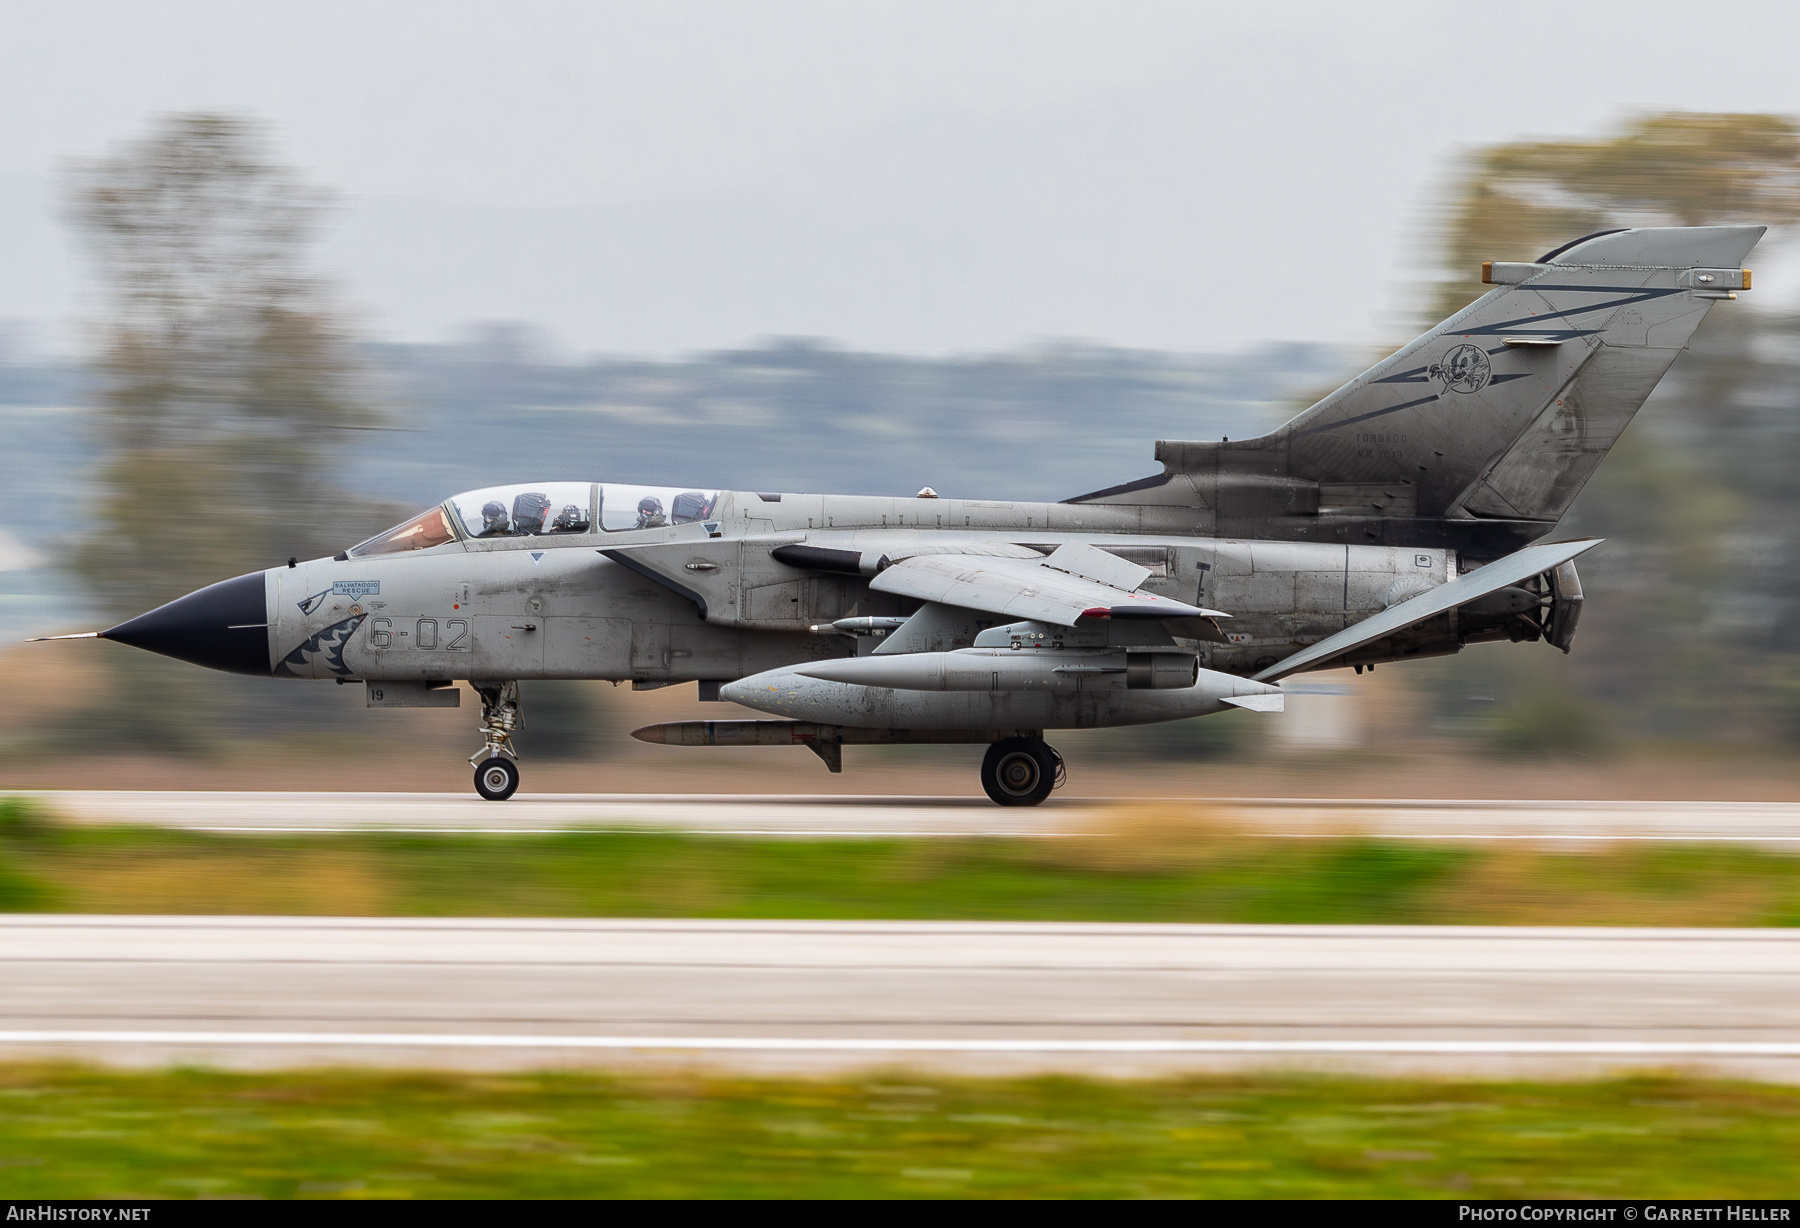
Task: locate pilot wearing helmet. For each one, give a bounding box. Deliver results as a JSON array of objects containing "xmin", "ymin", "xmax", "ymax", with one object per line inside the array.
[
  {"xmin": 478, "ymin": 501, "xmax": 511, "ymax": 537},
  {"xmin": 635, "ymin": 496, "xmax": 667, "ymax": 529}
]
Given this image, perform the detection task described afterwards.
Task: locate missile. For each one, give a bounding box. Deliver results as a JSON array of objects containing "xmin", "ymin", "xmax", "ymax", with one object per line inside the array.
[
  {"xmin": 631, "ymin": 719, "xmax": 1000, "ymax": 747},
  {"xmin": 808, "ymin": 616, "xmax": 912, "ymax": 637},
  {"xmin": 631, "ymin": 719, "xmax": 833, "ymax": 747}
]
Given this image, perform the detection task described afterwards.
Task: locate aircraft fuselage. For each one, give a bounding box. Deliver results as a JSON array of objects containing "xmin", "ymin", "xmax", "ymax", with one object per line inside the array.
[{"xmin": 255, "ymin": 487, "xmax": 1476, "ymax": 690}]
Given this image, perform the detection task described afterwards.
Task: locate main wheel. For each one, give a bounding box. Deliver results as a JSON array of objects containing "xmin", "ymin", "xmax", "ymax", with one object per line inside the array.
[
  {"xmin": 981, "ymin": 737, "xmax": 1058, "ymax": 807},
  {"xmin": 474, "ymin": 757, "xmax": 521, "ymax": 801}
]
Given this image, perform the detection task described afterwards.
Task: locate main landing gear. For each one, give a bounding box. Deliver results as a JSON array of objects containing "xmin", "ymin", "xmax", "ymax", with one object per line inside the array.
[
  {"xmin": 471, "ymin": 681, "xmax": 522, "ymax": 801},
  {"xmin": 980, "ymin": 737, "xmax": 1065, "ymax": 807}
]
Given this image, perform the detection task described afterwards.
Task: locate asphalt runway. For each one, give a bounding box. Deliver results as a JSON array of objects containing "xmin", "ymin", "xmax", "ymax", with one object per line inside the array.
[
  {"xmin": 19, "ymin": 790, "xmax": 1800, "ymax": 843},
  {"xmin": 2, "ymin": 916, "xmax": 1797, "ymax": 1078}
]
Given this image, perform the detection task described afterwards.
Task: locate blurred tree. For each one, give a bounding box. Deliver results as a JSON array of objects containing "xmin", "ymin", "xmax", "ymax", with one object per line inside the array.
[
  {"xmin": 1421, "ymin": 112, "xmax": 1800, "ymax": 748},
  {"xmin": 1434, "ymin": 113, "xmax": 1800, "ymax": 318},
  {"xmin": 66, "ymin": 112, "xmax": 389, "ymax": 617},
  {"xmin": 62, "ymin": 114, "xmax": 394, "ymax": 750}
]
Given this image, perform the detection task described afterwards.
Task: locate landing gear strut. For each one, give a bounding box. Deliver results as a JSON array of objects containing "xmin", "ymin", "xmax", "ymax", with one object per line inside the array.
[
  {"xmin": 471, "ymin": 681, "xmax": 522, "ymax": 801},
  {"xmin": 981, "ymin": 737, "xmax": 1063, "ymax": 807}
]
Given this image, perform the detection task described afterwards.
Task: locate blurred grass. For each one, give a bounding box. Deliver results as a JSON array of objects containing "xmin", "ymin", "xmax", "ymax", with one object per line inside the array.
[
  {"xmin": 2, "ymin": 797, "xmax": 1799, "ymax": 924},
  {"xmin": 0, "ymin": 1065, "xmax": 1794, "ymax": 1198}
]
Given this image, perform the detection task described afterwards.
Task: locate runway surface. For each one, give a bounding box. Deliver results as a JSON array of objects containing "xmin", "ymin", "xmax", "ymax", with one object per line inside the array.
[
  {"xmin": 19, "ymin": 790, "xmax": 1800, "ymax": 843},
  {"xmin": 2, "ymin": 916, "xmax": 1797, "ymax": 1077}
]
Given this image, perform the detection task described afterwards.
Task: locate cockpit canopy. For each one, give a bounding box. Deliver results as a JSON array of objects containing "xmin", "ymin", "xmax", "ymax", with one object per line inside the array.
[
  {"xmin": 345, "ymin": 482, "xmax": 721, "ymax": 557},
  {"xmin": 451, "ymin": 482, "xmax": 594, "ymax": 539}
]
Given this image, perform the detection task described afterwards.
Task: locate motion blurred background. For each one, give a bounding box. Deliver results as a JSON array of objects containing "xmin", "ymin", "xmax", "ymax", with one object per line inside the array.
[
  {"xmin": 10, "ymin": 3, "xmax": 1800, "ymax": 1200},
  {"xmin": 6, "ymin": 0, "xmax": 1800, "ymax": 794}
]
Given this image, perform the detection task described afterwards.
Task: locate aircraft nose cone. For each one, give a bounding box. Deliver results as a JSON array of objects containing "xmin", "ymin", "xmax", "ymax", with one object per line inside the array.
[{"xmin": 101, "ymin": 572, "xmax": 273, "ymax": 676}]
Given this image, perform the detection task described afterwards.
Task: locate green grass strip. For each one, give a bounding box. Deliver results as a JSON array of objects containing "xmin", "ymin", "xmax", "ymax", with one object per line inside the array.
[
  {"xmin": 0, "ymin": 1065, "xmax": 1792, "ymax": 1198},
  {"xmin": 4, "ymin": 797, "xmax": 1800, "ymax": 925}
]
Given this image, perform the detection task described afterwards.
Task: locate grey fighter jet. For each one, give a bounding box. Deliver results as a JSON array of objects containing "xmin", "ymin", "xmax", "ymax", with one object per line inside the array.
[{"xmin": 46, "ymin": 226, "xmax": 1761, "ymax": 804}]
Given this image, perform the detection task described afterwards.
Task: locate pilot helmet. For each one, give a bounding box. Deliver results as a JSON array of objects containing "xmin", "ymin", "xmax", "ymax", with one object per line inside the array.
[
  {"xmin": 637, "ymin": 496, "xmax": 662, "ymax": 515},
  {"xmin": 481, "ymin": 500, "xmax": 508, "ymax": 530}
]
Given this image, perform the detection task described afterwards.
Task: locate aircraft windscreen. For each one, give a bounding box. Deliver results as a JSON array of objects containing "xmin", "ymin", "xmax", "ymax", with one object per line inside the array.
[
  {"xmin": 450, "ymin": 483, "xmax": 595, "ymax": 539},
  {"xmin": 600, "ymin": 485, "xmax": 719, "ymax": 531},
  {"xmin": 347, "ymin": 505, "xmax": 458, "ymax": 557}
]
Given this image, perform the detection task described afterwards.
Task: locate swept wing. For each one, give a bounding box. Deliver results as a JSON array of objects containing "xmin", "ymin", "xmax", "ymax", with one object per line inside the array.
[{"xmin": 868, "ymin": 541, "xmax": 1227, "ymax": 626}]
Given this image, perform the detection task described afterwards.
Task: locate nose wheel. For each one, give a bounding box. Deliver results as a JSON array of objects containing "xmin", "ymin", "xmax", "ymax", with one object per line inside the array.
[
  {"xmin": 980, "ymin": 737, "xmax": 1063, "ymax": 807},
  {"xmin": 474, "ymin": 757, "xmax": 521, "ymax": 801}
]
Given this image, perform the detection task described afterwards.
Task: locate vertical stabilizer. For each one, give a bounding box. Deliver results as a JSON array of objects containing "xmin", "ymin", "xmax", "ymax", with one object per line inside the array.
[{"xmin": 1079, "ymin": 226, "xmax": 1764, "ymax": 556}]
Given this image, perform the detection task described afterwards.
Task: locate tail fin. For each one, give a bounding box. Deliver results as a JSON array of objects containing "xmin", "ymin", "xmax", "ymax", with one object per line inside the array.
[{"xmin": 1075, "ymin": 226, "xmax": 1764, "ymax": 557}]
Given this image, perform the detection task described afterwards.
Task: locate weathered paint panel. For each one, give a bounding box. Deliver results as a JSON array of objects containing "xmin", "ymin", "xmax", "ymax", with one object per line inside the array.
[{"xmin": 543, "ymin": 616, "xmax": 631, "ymax": 679}]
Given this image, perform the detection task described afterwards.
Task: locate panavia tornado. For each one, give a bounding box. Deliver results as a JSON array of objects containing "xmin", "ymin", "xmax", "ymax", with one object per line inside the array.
[{"xmin": 42, "ymin": 226, "xmax": 1760, "ymax": 804}]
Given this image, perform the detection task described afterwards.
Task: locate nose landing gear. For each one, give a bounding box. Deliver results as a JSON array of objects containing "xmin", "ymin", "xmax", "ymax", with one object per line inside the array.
[
  {"xmin": 470, "ymin": 681, "xmax": 522, "ymax": 801},
  {"xmin": 980, "ymin": 736, "xmax": 1064, "ymax": 807}
]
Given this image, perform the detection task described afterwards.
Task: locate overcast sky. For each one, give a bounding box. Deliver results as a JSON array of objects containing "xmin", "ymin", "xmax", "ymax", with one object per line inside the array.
[{"xmin": 3, "ymin": 0, "xmax": 1799, "ymax": 358}]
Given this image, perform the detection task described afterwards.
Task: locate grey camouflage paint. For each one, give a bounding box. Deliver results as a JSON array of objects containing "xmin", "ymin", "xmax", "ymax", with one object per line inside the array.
[{"xmin": 221, "ymin": 226, "xmax": 1759, "ymax": 734}]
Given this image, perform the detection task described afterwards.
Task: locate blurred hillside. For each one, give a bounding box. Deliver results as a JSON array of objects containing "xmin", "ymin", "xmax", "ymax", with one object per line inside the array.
[
  {"xmin": 9, "ymin": 109, "xmax": 1800, "ymax": 776},
  {"xmin": 10, "ymin": 303, "xmax": 1800, "ymax": 763},
  {"xmin": 0, "ymin": 337, "xmax": 1345, "ymax": 643},
  {"xmin": 0, "ymin": 332, "xmax": 1351, "ymax": 769}
]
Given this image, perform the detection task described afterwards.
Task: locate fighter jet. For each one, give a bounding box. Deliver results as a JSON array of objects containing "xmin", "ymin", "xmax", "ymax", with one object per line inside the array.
[{"xmin": 42, "ymin": 225, "xmax": 1761, "ymax": 804}]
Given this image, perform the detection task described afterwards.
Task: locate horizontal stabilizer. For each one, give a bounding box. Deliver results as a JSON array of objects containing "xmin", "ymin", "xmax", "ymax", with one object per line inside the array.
[
  {"xmin": 1251, "ymin": 537, "xmax": 1604, "ymax": 682},
  {"xmin": 1221, "ymin": 693, "xmax": 1285, "ymax": 713}
]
